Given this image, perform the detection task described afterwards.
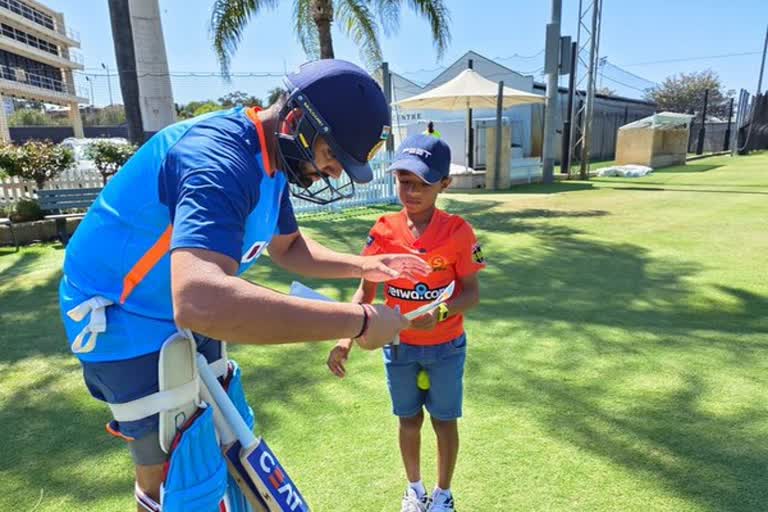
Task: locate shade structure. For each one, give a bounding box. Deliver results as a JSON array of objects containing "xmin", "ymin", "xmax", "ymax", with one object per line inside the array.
[{"xmin": 393, "ymin": 69, "xmax": 545, "ymax": 110}]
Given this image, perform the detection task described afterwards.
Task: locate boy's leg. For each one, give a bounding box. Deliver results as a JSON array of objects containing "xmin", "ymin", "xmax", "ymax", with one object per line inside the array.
[
  {"xmin": 430, "ymin": 417, "xmax": 459, "ymax": 490},
  {"xmin": 384, "ymin": 343, "xmax": 428, "ymax": 495},
  {"xmin": 423, "ymin": 334, "xmax": 467, "ymax": 500},
  {"xmin": 400, "ymin": 410, "xmax": 425, "ymax": 482}
]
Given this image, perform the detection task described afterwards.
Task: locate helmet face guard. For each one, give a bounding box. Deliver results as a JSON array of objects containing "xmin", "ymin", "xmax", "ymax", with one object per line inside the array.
[{"xmin": 275, "ymin": 87, "xmax": 356, "ymax": 205}]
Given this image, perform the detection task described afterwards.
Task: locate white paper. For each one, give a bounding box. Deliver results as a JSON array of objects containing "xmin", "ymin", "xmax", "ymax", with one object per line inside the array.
[
  {"xmin": 289, "ymin": 280, "xmax": 456, "ymax": 321},
  {"xmin": 289, "ymin": 281, "xmax": 335, "ymax": 302}
]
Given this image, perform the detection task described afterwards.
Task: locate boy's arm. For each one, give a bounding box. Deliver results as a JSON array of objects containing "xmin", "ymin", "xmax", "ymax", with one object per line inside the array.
[
  {"xmin": 445, "ymin": 273, "xmax": 480, "ymax": 317},
  {"xmin": 410, "ymin": 273, "xmax": 480, "ymax": 330}
]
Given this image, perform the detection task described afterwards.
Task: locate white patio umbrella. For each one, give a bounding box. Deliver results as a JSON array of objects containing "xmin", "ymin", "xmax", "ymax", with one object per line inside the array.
[
  {"xmin": 394, "ymin": 68, "xmax": 546, "ymax": 111},
  {"xmin": 393, "ymin": 69, "xmax": 545, "ymax": 177}
]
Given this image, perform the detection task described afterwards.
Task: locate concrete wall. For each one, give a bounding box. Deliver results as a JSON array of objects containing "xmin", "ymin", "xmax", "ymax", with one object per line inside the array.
[
  {"xmin": 0, "ymin": 217, "xmax": 81, "ymax": 246},
  {"xmin": 615, "ymin": 127, "xmax": 688, "ymax": 168},
  {"xmin": 128, "ymin": 0, "xmax": 176, "ymax": 132},
  {"xmin": 10, "ymin": 125, "xmax": 128, "ymax": 143}
]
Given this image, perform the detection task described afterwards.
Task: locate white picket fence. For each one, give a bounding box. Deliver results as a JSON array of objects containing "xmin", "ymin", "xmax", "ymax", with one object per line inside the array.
[
  {"xmin": 0, "ymin": 169, "xmax": 103, "ymax": 209},
  {"xmin": 1, "ymin": 158, "xmax": 398, "ymax": 214},
  {"xmin": 291, "ymin": 157, "xmax": 398, "ymax": 215}
]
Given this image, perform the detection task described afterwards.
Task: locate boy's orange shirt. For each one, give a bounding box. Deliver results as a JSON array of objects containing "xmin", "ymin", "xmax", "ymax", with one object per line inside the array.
[{"xmin": 362, "ymin": 209, "xmax": 485, "ymax": 345}]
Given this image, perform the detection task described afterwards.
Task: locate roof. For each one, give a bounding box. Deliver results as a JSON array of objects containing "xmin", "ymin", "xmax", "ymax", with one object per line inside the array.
[
  {"xmin": 532, "ymin": 82, "xmax": 656, "ymax": 107},
  {"xmin": 619, "ymin": 112, "xmax": 694, "ymax": 130}
]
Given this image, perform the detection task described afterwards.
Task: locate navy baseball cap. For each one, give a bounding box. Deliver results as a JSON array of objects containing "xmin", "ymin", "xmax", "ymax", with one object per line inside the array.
[
  {"xmin": 388, "ymin": 134, "xmax": 451, "ymax": 184},
  {"xmin": 285, "ymin": 59, "xmax": 391, "ymax": 184}
]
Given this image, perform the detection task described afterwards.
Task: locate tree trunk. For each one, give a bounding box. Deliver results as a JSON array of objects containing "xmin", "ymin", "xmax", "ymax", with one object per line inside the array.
[
  {"xmin": 311, "ymin": 0, "xmax": 334, "ymax": 59},
  {"xmin": 107, "ymin": 0, "xmax": 145, "ymax": 145}
]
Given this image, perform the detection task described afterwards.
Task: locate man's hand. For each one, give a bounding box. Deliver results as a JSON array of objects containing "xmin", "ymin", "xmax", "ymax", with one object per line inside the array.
[
  {"xmin": 327, "ymin": 342, "xmax": 351, "ymax": 378},
  {"xmin": 409, "ymin": 309, "xmax": 439, "ymax": 331},
  {"xmin": 355, "ymin": 304, "xmax": 411, "ymax": 350},
  {"xmin": 361, "ymin": 254, "xmax": 431, "ymax": 283}
]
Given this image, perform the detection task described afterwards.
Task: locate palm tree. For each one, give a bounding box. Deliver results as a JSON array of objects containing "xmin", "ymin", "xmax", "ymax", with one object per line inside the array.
[{"xmin": 210, "ymin": 0, "xmax": 451, "ymax": 76}]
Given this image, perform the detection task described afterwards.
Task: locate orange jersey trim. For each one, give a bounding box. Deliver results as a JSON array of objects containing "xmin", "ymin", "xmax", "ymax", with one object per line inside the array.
[
  {"xmin": 245, "ymin": 106, "xmax": 275, "ymax": 176},
  {"xmin": 119, "ymin": 225, "xmax": 173, "ymax": 304}
]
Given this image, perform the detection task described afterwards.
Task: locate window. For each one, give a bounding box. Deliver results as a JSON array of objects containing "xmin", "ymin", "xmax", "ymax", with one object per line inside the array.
[
  {"xmin": 0, "ymin": 23, "xmax": 60, "ymax": 55},
  {"xmin": 0, "ymin": 0, "xmax": 55, "ymax": 31}
]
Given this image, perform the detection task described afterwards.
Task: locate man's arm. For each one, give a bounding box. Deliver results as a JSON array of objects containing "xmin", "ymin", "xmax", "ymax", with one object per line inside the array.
[
  {"xmin": 327, "ymin": 279, "xmax": 380, "ymax": 377},
  {"xmin": 171, "ymin": 248, "xmax": 405, "ymax": 346},
  {"xmin": 268, "ymin": 231, "xmax": 365, "ymax": 279},
  {"xmin": 268, "ymin": 231, "xmax": 430, "ymax": 282},
  {"xmin": 336, "ymin": 279, "xmax": 380, "ymax": 349}
]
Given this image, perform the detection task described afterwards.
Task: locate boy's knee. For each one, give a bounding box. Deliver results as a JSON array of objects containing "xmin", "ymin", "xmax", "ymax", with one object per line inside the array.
[
  {"xmin": 430, "ymin": 416, "xmax": 457, "ymax": 431},
  {"xmin": 400, "ymin": 411, "xmax": 425, "ymax": 431}
]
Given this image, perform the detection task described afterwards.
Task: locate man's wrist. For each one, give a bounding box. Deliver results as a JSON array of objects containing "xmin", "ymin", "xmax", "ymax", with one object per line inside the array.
[{"xmin": 353, "ymin": 255, "xmax": 367, "ymax": 278}]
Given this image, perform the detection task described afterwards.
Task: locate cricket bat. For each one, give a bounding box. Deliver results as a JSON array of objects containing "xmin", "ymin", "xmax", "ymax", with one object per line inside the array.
[{"xmin": 197, "ymin": 354, "xmax": 310, "ymax": 512}]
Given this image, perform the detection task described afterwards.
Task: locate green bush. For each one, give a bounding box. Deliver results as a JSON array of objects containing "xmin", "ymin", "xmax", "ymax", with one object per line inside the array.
[
  {"xmin": 86, "ymin": 141, "xmax": 137, "ymax": 184},
  {"xmin": 0, "ymin": 140, "xmax": 75, "ymax": 189},
  {"xmin": 11, "ymin": 199, "xmax": 43, "ymax": 222}
]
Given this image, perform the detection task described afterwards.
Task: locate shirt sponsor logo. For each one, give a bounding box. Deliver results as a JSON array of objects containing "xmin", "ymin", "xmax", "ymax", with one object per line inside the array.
[{"xmin": 388, "ymin": 282, "xmax": 450, "ymax": 302}]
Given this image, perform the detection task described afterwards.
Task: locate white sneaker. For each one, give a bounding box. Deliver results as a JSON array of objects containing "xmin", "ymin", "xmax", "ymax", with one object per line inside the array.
[
  {"xmin": 401, "ymin": 487, "xmax": 431, "ymax": 512},
  {"xmin": 428, "ymin": 490, "xmax": 455, "ymax": 512}
]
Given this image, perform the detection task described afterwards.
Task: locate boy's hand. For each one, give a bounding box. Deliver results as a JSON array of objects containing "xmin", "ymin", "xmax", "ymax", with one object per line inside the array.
[
  {"xmin": 327, "ymin": 342, "xmax": 351, "ymax": 378},
  {"xmin": 410, "ymin": 309, "xmax": 439, "ymax": 331},
  {"xmin": 360, "ymin": 254, "xmax": 431, "ymax": 283}
]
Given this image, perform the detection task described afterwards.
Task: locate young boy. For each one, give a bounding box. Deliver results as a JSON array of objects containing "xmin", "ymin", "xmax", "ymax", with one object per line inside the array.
[{"xmin": 327, "ymin": 134, "xmax": 485, "ymax": 512}]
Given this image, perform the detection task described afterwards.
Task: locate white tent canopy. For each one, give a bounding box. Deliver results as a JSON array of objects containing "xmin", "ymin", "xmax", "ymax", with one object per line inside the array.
[
  {"xmin": 620, "ymin": 111, "xmax": 694, "ymax": 130},
  {"xmin": 393, "ymin": 68, "xmax": 545, "ymax": 110}
]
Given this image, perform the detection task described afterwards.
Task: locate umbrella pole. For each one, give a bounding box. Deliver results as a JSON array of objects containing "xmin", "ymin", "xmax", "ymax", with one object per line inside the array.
[{"xmin": 465, "ymin": 98, "xmax": 470, "ymax": 172}]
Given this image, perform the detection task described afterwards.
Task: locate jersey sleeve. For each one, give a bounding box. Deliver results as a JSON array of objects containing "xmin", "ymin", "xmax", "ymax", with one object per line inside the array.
[
  {"xmin": 361, "ymin": 218, "xmax": 387, "ymax": 256},
  {"xmin": 169, "ymin": 168, "xmax": 251, "ymax": 263},
  {"xmin": 454, "ymin": 221, "xmax": 486, "ymax": 277},
  {"xmin": 276, "ymin": 185, "xmax": 298, "ymax": 235}
]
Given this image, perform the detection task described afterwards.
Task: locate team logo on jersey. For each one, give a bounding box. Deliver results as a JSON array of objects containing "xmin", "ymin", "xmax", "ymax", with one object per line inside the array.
[
  {"xmin": 242, "ymin": 240, "xmax": 269, "ymax": 263},
  {"xmin": 472, "ymin": 243, "xmax": 485, "ymax": 264},
  {"xmin": 388, "ymin": 282, "xmax": 450, "ymax": 302},
  {"xmin": 428, "ymin": 255, "xmax": 448, "ymax": 272}
]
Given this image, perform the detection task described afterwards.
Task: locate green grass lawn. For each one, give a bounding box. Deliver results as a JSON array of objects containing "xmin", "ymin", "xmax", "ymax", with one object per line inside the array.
[{"xmin": 1, "ymin": 152, "xmax": 767, "ymax": 511}]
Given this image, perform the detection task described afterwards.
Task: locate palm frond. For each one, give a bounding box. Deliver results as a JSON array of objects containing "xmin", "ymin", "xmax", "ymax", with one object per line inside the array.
[
  {"xmin": 406, "ymin": 0, "xmax": 451, "ymax": 59},
  {"xmin": 294, "ymin": 0, "xmax": 320, "ymax": 59},
  {"xmin": 210, "ymin": 0, "xmax": 279, "ymax": 77},
  {"xmin": 372, "ymin": 0, "xmax": 400, "ymax": 37},
  {"xmin": 336, "ymin": 0, "xmax": 383, "ymax": 69}
]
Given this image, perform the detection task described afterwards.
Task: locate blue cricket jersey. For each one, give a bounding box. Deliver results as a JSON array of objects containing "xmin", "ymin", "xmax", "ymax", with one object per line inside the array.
[{"xmin": 61, "ymin": 107, "xmax": 297, "ymax": 360}]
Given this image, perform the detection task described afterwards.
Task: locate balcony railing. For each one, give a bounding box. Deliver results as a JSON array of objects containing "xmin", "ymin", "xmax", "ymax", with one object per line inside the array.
[
  {"xmin": 0, "ymin": 0, "xmax": 80, "ymax": 44},
  {"xmin": 0, "ymin": 64, "xmax": 80, "ymax": 97}
]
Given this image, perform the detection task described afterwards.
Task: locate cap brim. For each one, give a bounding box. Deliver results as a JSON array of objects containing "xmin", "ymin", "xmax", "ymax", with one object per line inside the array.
[
  {"xmin": 337, "ymin": 150, "xmax": 373, "ymax": 184},
  {"xmin": 387, "ymin": 156, "xmax": 440, "ymax": 184}
]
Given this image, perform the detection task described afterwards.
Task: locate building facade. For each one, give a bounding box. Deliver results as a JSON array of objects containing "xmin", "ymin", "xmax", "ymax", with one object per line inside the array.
[
  {"xmin": 0, "ymin": 0, "xmax": 86, "ymax": 141},
  {"xmin": 381, "ymin": 51, "xmax": 656, "ymax": 168}
]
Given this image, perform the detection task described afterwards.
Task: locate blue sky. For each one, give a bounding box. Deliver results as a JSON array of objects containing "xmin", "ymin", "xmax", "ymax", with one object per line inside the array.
[{"xmin": 44, "ymin": 0, "xmax": 767, "ymax": 106}]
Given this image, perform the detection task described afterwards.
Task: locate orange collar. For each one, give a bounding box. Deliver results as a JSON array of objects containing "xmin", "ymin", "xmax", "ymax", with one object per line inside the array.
[{"xmin": 245, "ymin": 106, "xmax": 275, "ymax": 176}]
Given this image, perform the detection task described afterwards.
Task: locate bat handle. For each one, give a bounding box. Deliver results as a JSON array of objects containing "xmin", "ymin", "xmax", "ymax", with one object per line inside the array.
[
  {"xmin": 197, "ymin": 354, "xmax": 258, "ymax": 449},
  {"xmin": 392, "ymin": 305, "xmax": 400, "ymax": 360}
]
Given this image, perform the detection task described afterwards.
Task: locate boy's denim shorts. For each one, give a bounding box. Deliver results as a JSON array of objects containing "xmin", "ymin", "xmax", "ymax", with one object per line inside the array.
[{"xmin": 383, "ymin": 333, "xmax": 467, "ymax": 421}]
